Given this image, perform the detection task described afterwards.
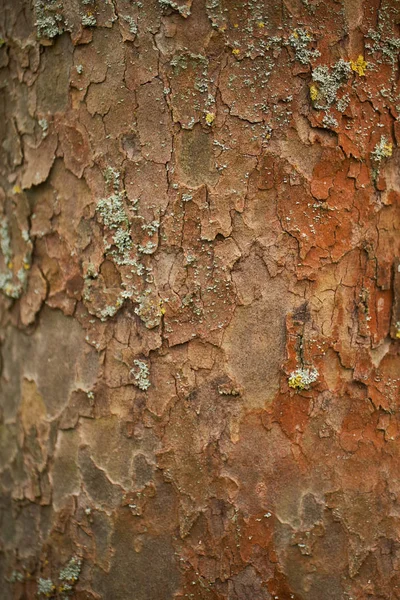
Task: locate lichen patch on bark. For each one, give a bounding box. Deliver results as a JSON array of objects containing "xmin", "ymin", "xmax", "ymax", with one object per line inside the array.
[{"xmin": 0, "ymin": 0, "xmax": 400, "ymax": 598}]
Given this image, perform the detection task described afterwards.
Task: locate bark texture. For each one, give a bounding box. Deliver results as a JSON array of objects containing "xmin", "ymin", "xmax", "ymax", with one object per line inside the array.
[{"xmin": 0, "ymin": 0, "xmax": 400, "ymax": 598}]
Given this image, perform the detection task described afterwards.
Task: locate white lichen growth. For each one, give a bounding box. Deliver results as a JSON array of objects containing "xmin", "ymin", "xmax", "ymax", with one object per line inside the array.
[
  {"xmin": 371, "ymin": 135, "xmax": 393, "ymax": 162},
  {"xmin": 131, "ymin": 359, "xmax": 151, "ymax": 390},
  {"xmin": 311, "ymin": 59, "xmax": 351, "ymax": 109},
  {"xmin": 104, "ymin": 166, "xmax": 120, "ymax": 190},
  {"xmin": 0, "ymin": 218, "xmax": 31, "ymax": 299},
  {"xmin": 366, "ymin": 28, "xmax": 400, "ymax": 64},
  {"xmin": 122, "ymin": 14, "xmax": 138, "ymax": 34},
  {"xmin": 96, "ymin": 193, "xmax": 128, "ymax": 229},
  {"xmin": 9, "ymin": 570, "xmax": 24, "ymax": 583},
  {"xmin": 59, "ymin": 556, "xmax": 82, "ymax": 583},
  {"xmin": 159, "ymin": 0, "xmax": 191, "ymax": 18},
  {"xmin": 138, "ymin": 241, "xmax": 157, "ymax": 255},
  {"xmin": 34, "ymin": 0, "xmax": 66, "ymax": 39},
  {"xmin": 81, "ymin": 14, "xmax": 96, "ymax": 27},
  {"xmin": 322, "ymin": 112, "xmax": 338, "ymax": 129},
  {"xmin": 141, "ymin": 220, "xmax": 159, "ymax": 236},
  {"xmin": 336, "ymin": 93, "xmax": 350, "ymax": 113},
  {"xmin": 288, "ymin": 368, "xmax": 319, "ymax": 390},
  {"xmin": 112, "ymin": 228, "xmax": 133, "ymax": 254},
  {"xmin": 38, "ymin": 118, "xmax": 48, "ymax": 136},
  {"xmin": 37, "ymin": 578, "xmax": 55, "ymax": 596},
  {"xmin": 288, "ymin": 29, "xmax": 321, "ymax": 65}
]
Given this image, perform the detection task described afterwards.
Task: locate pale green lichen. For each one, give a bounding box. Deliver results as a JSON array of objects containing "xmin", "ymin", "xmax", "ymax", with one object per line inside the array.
[
  {"xmin": 288, "ymin": 29, "xmax": 320, "ymax": 65},
  {"xmin": 104, "ymin": 166, "xmax": 120, "ymax": 190},
  {"xmin": 0, "ymin": 217, "xmax": 12, "ymax": 264},
  {"xmin": 0, "ymin": 218, "xmax": 31, "ymax": 299},
  {"xmin": 38, "ymin": 118, "xmax": 48, "ymax": 137},
  {"xmin": 96, "ymin": 193, "xmax": 129, "ymax": 229},
  {"xmin": 121, "ymin": 14, "xmax": 138, "ymax": 34},
  {"xmin": 112, "ymin": 228, "xmax": 133, "ymax": 254},
  {"xmin": 288, "ymin": 368, "xmax": 318, "ymax": 390},
  {"xmin": 336, "ymin": 94, "xmax": 350, "ymax": 113},
  {"xmin": 81, "ymin": 14, "xmax": 96, "ymax": 27},
  {"xmin": 138, "ymin": 241, "xmax": 157, "ymax": 255},
  {"xmin": 131, "ymin": 359, "xmax": 151, "ymax": 390},
  {"xmin": 95, "ymin": 171, "xmax": 136, "ymax": 270},
  {"xmin": 59, "ymin": 556, "xmax": 81, "ymax": 583},
  {"xmin": 322, "ymin": 112, "xmax": 338, "ymax": 129},
  {"xmin": 370, "ymin": 136, "xmax": 393, "ymax": 184},
  {"xmin": 9, "ymin": 570, "xmax": 24, "ymax": 583},
  {"xmin": 159, "ymin": 0, "xmax": 191, "ymax": 18},
  {"xmin": 97, "ymin": 303, "xmax": 122, "ymax": 321},
  {"xmin": 34, "ymin": 0, "xmax": 66, "ymax": 39},
  {"xmin": 141, "ymin": 220, "xmax": 159, "ymax": 235},
  {"xmin": 366, "ymin": 28, "xmax": 400, "ymax": 64},
  {"xmin": 311, "ymin": 59, "xmax": 351, "ymax": 109},
  {"xmin": 170, "ymin": 52, "xmax": 208, "ymax": 75},
  {"xmin": 37, "ymin": 578, "xmax": 55, "ymax": 597},
  {"xmin": 371, "ymin": 136, "xmax": 393, "ymax": 162},
  {"xmin": 92, "ymin": 170, "xmax": 161, "ymax": 325}
]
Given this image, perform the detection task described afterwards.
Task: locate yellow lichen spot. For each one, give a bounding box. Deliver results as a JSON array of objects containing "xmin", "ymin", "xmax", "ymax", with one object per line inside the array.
[
  {"xmin": 12, "ymin": 184, "xmax": 21, "ymax": 194},
  {"xmin": 288, "ymin": 367, "xmax": 318, "ymax": 390},
  {"xmin": 309, "ymin": 84, "xmax": 319, "ymax": 102},
  {"xmin": 350, "ymin": 55, "xmax": 367, "ymax": 76},
  {"xmin": 257, "ymin": 21, "xmax": 265, "ymax": 28},
  {"xmin": 218, "ymin": 25, "xmax": 227, "ymax": 32},
  {"xmin": 205, "ymin": 112, "xmax": 215, "ymax": 126},
  {"xmin": 288, "ymin": 374, "xmax": 305, "ymax": 390},
  {"xmin": 382, "ymin": 142, "xmax": 393, "ymax": 158},
  {"xmin": 232, "ymin": 48, "xmax": 240, "ymax": 55},
  {"xmin": 23, "ymin": 262, "xmax": 30, "ymax": 270},
  {"xmin": 233, "ymin": 23, "xmax": 239, "ymax": 28},
  {"xmin": 7, "ymin": 261, "xmax": 13, "ymax": 269},
  {"xmin": 396, "ymin": 329, "xmax": 400, "ymax": 339},
  {"xmin": 292, "ymin": 31, "xmax": 299, "ymax": 39}
]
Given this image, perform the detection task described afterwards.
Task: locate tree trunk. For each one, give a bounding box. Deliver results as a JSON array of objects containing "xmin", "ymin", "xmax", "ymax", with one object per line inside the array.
[{"xmin": 1, "ymin": 0, "xmax": 400, "ymax": 598}]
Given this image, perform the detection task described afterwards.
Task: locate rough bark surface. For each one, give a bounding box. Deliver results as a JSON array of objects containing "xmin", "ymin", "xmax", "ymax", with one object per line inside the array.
[{"xmin": 0, "ymin": 0, "xmax": 400, "ymax": 598}]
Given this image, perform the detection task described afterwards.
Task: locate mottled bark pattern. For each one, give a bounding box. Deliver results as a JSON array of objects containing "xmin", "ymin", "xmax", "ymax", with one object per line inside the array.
[{"xmin": 0, "ymin": 0, "xmax": 400, "ymax": 598}]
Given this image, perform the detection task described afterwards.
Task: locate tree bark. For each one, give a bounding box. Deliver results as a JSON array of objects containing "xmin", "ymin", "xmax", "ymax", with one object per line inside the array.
[{"xmin": 1, "ymin": 0, "xmax": 400, "ymax": 598}]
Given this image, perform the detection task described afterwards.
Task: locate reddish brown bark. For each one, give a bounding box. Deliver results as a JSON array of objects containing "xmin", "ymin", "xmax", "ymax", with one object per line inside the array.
[{"xmin": 0, "ymin": 0, "xmax": 400, "ymax": 598}]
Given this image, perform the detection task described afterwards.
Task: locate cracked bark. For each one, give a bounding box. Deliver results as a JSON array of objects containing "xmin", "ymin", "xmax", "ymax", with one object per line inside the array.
[{"xmin": 0, "ymin": 0, "xmax": 400, "ymax": 599}]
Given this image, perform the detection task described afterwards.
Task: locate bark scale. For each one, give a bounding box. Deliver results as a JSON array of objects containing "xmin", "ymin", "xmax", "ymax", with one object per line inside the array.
[{"xmin": 0, "ymin": 0, "xmax": 400, "ymax": 598}]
